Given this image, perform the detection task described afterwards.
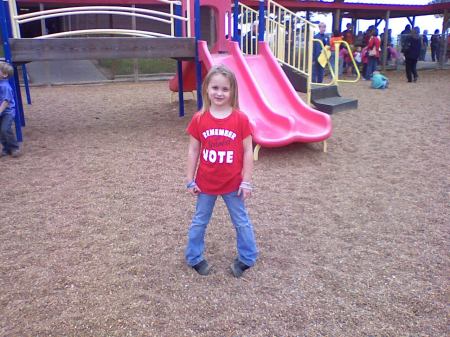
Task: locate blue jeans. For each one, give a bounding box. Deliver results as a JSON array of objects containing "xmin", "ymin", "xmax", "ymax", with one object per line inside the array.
[
  {"xmin": 0, "ymin": 113, "xmax": 19, "ymax": 153},
  {"xmin": 366, "ymin": 56, "xmax": 378, "ymax": 79},
  {"xmin": 185, "ymin": 191, "xmax": 258, "ymax": 267},
  {"xmin": 312, "ymin": 61, "xmax": 324, "ymax": 83}
]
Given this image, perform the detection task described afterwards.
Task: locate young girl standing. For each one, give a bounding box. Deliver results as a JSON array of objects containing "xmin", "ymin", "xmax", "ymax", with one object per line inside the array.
[{"xmin": 185, "ymin": 65, "xmax": 258, "ymax": 278}]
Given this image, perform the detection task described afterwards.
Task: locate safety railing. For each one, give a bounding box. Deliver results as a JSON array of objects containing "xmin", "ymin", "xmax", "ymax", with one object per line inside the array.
[
  {"xmin": 7, "ymin": 0, "xmax": 191, "ymax": 39},
  {"xmin": 333, "ymin": 40, "xmax": 360, "ymax": 84},
  {"xmin": 237, "ymin": 0, "xmax": 316, "ymax": 77},
  {"xmin": 237, "ymin": 2, "xmax": 259, "ymax": 55},
  {"xmin": 266, "ymin": 0, "xmax": 315, "ymax": 77},
  {"xmin": 312, "ymin": 39, "xmax": 360, "ymax": 86}
]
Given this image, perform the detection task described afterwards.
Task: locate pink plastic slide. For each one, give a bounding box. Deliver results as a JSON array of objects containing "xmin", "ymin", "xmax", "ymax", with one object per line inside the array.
[{"xmin": 173, "ymin": 40, "xmax": 332, "ymax": 148}]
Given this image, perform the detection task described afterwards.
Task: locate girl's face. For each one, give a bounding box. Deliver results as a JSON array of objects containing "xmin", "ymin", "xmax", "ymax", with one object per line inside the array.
[{"xmin": 207, "ymin": 73, "xmax": 231, "ymax": 108}]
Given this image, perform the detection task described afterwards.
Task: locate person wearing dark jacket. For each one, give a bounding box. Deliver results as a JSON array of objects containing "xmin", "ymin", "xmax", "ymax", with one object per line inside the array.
[
  {"xmin": 312, "ymin": 22, "xmax": 329, "ymax": 83},
  {"xmin": 430, "ymin": 29, "xmax": 440, "ymax": 62},
  {"xmin": 403, "ymin": 27, "xmax": 421, "ymax": 83}
]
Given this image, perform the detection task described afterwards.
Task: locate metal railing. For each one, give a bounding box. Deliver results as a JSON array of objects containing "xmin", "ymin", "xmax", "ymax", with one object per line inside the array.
[
  {"xmin": 237, "ymin": 2, "xmax": 259, "ymax": 55},
  {"xmin": 266, "ymin": 0, "xmax": 316, "ymax": 78},
  {"xmin": 236, "ymin": 0, "xmax": 317, "ymax": 103},
  {"xmin": 237, "ymin": 0, "xmax": 316, "ymax": 75},
  {"xmin": 334, "ymin": 40, "xmax": 360, "ymax": 83},
  {"xmin": 7, "ymin": 0, "xmax": 191, "ymax": 39},
  {"xmin": 313, "ymin": 39, "xmax": 360, "ymax": 86}
]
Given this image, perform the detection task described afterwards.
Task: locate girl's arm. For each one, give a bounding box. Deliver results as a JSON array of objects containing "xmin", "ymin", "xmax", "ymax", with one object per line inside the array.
[
  {"xmin": 0, "ymin": 100, "xmax": 9, "ymax": 114},
  {"xmin": 186, "ymin": 135, "xmax": 201, "ymax": 195},
  {"xmin": 239, "ymin": 135, "xmax": 254, "ymax": 200}
]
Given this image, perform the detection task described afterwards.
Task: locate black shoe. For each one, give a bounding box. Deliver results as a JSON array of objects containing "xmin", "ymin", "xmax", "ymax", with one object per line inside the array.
[
  {"xmin": 230, "ymin": 258, "xmax": 250, "ymax": 278},
  {"xmin": 413, "ymin": 77, "xmax": 418, "ymax": 82},
  {"xmin": 192, "ymin": 260, "xmax": 211, "ymax": 276},
  {"xmin": 0, "ymin": 150, "xmax": 8, "ymax": 157}
]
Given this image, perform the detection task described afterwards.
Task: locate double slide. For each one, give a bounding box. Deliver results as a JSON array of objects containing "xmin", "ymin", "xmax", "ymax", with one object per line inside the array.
[{"xmin": 170, "ymin": 40, "xmax": 332, "ymax": 149}]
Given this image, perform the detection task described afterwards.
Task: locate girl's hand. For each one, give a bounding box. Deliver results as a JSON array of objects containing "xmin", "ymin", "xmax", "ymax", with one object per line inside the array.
[
  {"xmin": 238, "ymin": 181, "xmax": 252, "ymax": 201},
  {"xmin": 238, "ymin": 187, "xmax": 252, "ymax": 200},
  {"xmin": 188, "ymin": 185, "xmax": 201, "ymax": 196},
  {"xmin": 186, "ymin": 181, "xmax": 201, "ymax": 196}
]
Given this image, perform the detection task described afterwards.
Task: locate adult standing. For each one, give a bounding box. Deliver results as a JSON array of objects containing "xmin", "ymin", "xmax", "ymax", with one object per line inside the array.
[
  {"xmin": 430, "ymin": 29, "xmax": 441, "ymax": 62},
  {"xmin": 420, "ymin": 30, "xmax": 429, "ymax": 61},
  {"xmin": 403, "ymin": 27, "xmax": 421, "ymax": 83},
  {"xmin": 363, "ymin": 26, "xmax": 374, "ymax": 47},
  {"xmin": 400, "ymin": 24, "xmax": 412, "ymax": 53},
  {"xmin": 342, "ymin": 23, "xmax": 355, "ymax": 71},
  {"xmin": 365, "ymin": 28, "xmax": 380, "ymax": 80},
  {"xmin": 312, "ymin": 22, "xmax": 329, "ymax": 83},
  {"xmin": 342, "ymin": 23, "xmax": 355, "ymax": 48}
]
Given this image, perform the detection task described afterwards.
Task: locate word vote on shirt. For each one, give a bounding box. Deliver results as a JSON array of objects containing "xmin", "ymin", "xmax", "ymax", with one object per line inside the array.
[{"xmin": 202, "ymin": 128, "xmax": 237, "ymax": 164}]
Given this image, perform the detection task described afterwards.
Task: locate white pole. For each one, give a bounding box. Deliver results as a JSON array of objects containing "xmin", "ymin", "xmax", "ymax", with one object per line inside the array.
[
  {"xmin": 39, "ymin": 3, "xmax": 47, "ymax": 35},
  {"xmin": 7, "ymin": 0, "xmax": 20, "ymax": 37},
  {"xmin": 132, "ymin": 4, "xmax": 138, "ymax": 82}
]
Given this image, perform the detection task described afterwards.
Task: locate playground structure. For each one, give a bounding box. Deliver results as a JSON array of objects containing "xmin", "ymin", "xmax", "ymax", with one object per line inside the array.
[
  {"xmin": 170, "ymin": 0, "xmax": 358, "ymax": 113},
  {"xmin": 1, "ymin": 0, "xmax": 333, "ymax": 158}
]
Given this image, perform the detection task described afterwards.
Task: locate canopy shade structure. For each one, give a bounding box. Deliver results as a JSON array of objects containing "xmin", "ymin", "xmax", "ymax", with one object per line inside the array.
[
  {"xmin": 240, "ymin": 1, "xmax": 450, "ymax": 20},
  {"xmin": 15, "ymin": 1, "xmax": 450, "ymax": 20}
]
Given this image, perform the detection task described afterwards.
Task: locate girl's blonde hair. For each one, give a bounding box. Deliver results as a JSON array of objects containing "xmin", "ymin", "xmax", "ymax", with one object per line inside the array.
[
  {"xmin": 201, "ymin": 64, "xmax": 239, "ymax": 113},
  {"xmin": 0, "ymin": 62, "xmax": 14, "ymax": 78}
]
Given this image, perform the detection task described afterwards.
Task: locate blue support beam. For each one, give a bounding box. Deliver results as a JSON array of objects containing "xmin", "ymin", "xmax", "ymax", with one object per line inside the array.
[
  {"xmin": 233, "ymin": 0, "xmax": 239, "ymax": 43},
  {"xmin": 0, "ymin": 0, "xmax": 23, "ymax": 142},
  {"xmin": 175, "ymin": 3, "xmax": 185, "ymax": 117},
  {"xmin": 22, "ymin": 64, "xmax": 31, "ymax": 105},
  {"xmin": 194, "ymin": 0, "xmax": 202, "ymax": 110},
  {"xmin": 258, "ymin": 0, "xmax": 265, "ymax": 43}
]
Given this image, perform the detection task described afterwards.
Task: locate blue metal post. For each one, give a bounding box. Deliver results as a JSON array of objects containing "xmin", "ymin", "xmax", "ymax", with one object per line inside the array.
[
  {"xmin": 4, "ymin": 1, "xmax": 24, "ymax": 126},
  {"xmin": 258, "ymin": 0, "xmax": 265, "ymax": 42},
  {"xmin": 5, "ymin": 1, "xmax": 30, "ymax": 106},
  {"xmin": 0, "ymin": 0, "xmax": 23, "ymax": 141},
  {"xmin": 13, "ymin": 65, "xmax": 24, "ymax": 126},
  {"xmin": 233, "ymin": 0, "xmax": 239, "ymax": 43},
  {"xmin": 175, "ymin": 3, "xmax": 185, "ymax": 117},
  {"xmin": 22, "ymin": 65, "xmax": 31, "ymax": 104},
  {"xmin": 194, "ymin": 0, "xmax": 202, "ymax": 109}
]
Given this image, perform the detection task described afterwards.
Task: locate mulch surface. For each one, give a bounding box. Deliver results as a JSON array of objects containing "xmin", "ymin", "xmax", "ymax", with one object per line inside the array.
[{"xmin": 1, "ymin": 69, "xmax": 449, "ymax": 336}]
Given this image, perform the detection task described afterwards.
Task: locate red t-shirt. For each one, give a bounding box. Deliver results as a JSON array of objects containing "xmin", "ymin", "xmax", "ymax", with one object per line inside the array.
[
  {"xmin": 187, "ymin": 109, "xmax": 252, "ymax": 195},
  {"xmin": 368, "ymin": 36, "xmax": 381, "ymax": 58}
]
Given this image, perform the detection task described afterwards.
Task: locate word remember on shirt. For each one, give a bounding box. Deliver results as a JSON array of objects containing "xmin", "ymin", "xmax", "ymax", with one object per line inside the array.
[{"xmin": 202, "ymin": 128, "xmax": 236, "ymax": 164}]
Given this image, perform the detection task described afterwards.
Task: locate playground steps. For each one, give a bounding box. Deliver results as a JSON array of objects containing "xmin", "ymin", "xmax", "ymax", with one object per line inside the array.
[
  {"xmin": 310, "ymin": 85, "xmax": 358, "ymax": 114},
  {"xmin": 281, "ymin": 64, "xmax": 308, "ymax": 93},
  {"xmin": 281, "ymin": 64, "xmax": 358, "ymax": 114}
]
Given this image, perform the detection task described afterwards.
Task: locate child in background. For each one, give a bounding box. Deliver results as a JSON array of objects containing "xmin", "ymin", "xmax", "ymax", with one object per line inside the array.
[
  {"xmin": 353, "ymin": 46, "xmax": 362, "ymax": 74},
  {"xmin": 329, "ymin": 30, "xmax": 343, "ymax": 75},
  {"xmin": 361, "ymin": 46, "xmax": 369, "ymax": 80},
  {"xmin": 388, "ymin": 44, "xmax": 400, "ymax": 66},
  {"xmin": 371, "ymin": 71, "xmax": 389, "ymax": 89},
  {"xmin": 185, "ymin": 64, "xmax": 258, "ymax": 278},
  {"xmin": 0, "ymin": 62, "xmax": 20, "ymax": 158}
]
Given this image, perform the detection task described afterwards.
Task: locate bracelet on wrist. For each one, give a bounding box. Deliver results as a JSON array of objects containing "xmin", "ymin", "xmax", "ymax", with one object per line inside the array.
[
  {"xmin": 240, "ymin": 181, "xmax": 253, "ymax": 190},
  {"xmin": 186, "ymin": 181, "xmax": 197, "ymax": 189}
]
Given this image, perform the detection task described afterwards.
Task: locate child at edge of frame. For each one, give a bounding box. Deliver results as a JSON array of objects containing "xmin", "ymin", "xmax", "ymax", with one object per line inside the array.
[
  {"xmin": 184, "ymin": 64, "xmax": 258, "ymax": 278},
  {"xmin": 0, "ymin": 61, "xmax": 20, "ymax": 158}
]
